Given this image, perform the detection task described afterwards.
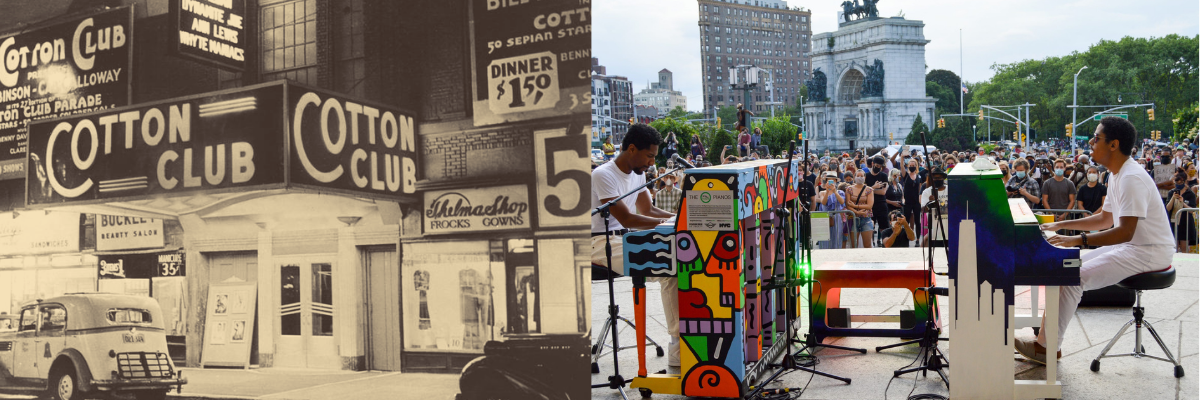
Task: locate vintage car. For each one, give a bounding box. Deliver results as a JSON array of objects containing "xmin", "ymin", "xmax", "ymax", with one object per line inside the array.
[{"xmin": 0, "ymin": 293, "xmax": 186, "ymax": 400}]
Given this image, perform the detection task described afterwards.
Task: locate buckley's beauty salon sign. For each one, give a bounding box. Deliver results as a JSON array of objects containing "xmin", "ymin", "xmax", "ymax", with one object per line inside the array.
[
  {"xmin": 97, "ymin": 215, "xmax": 164, "ymax": 251},
  {"xmin": 423, "ymin": 184, "xmax": 531, "ymax": 234},
  {"xmin": 25, "ymin": 81, "xmax": 418, "ymax": 206}
]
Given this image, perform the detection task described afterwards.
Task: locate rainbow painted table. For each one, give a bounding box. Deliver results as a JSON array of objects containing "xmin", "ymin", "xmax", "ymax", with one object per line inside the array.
[{"xmin": 810, "ymin": 261, "xmax": 937, "ymax": 343}]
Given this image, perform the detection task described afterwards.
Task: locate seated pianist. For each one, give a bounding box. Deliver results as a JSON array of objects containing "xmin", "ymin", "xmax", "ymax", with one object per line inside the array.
[
  {"xmin": 1018, "ymin": 117, "xmax": 1175, "ymax": 364},
  {"xmin": 590, "ymin": 124, "xmax": 680, "ymax": 367}
]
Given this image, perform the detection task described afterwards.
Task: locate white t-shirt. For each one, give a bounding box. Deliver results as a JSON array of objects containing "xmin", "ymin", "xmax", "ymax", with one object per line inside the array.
[
  {"xmin": 592, "ymin": 161, "xmax": 648, "ymax": 232},
  {"xmin": 1102, "ymin": 157, "xmax": 1174, "ymax": 247}
]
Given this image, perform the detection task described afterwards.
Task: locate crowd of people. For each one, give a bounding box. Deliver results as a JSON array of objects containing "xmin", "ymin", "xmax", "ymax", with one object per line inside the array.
[{"xmin": 639, "ymin": 132, "xmax": 1199, "ymax": 253}]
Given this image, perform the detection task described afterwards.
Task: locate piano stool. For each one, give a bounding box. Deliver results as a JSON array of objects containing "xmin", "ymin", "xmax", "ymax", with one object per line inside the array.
[
  {"xmin": 590, "ymin": 264, "xmax": 665, "ymax": 374},
  {"xmin": 1090, "ymin": 266, "xmax": 1185, "ymax": 378}
]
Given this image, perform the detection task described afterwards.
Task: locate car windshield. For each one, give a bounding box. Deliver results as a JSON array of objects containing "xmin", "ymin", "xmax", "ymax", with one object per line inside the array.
[{"xmin": 107, "ymin": 308, "xmax": 153, "ymax": 324}]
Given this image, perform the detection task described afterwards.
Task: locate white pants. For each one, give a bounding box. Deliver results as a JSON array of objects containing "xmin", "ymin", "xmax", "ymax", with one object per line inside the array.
[
  {"xmin": 1037, "ymin": 244, "xmax": 1174, "ymax": 347},
  {"xmin": 591, "ymin": 235, "xmax": 681, "ymax": 356}
]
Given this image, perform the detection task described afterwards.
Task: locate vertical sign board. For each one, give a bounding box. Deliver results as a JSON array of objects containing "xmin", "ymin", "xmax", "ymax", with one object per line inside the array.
[
  {"xmin": 470, "ymin": 0, "xmax": 592, "ymax": 126},
  {"xmin": 200, "ymin": 281, "xmax": 256, "ymax": 368},
  {"xmin": 287, "ymin": 84, "xmax": 420, "ymax": 201},
  {"xmin": 0, "ymin": 7, "xmax": 134, "ymax": 180},
  {"xmin": 168, "ymin": 0, "xmax": 247, "ymax": 71},
  {"xmin": 533, "ymin": 124, "xmax": 590, "ymax": 228},
  {"xmin": 25, "ymin": 83, "xmax": 287, "ymax": 206}
]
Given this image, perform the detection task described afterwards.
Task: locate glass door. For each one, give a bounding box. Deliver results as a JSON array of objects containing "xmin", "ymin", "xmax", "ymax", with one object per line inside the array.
[{"xmin": 275, "ymin": 256, "xmax": 337, "ymax": 368}]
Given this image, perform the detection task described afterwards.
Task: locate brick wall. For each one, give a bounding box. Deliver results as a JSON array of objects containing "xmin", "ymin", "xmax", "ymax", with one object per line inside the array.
[{"xmin": 422, "ymin": 128, "xmax": 534, "ymax": 181}]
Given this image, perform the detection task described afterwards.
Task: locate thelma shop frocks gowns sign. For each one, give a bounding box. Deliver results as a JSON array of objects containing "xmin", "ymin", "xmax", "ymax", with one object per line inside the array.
[{"xmin": 25, "ymin": 81, "xmax": 419, "ymax": 206}]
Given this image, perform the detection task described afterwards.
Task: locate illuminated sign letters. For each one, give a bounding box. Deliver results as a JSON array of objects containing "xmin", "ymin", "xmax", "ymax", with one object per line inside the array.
[
  {"xmin": 169, "ymin": 0, "xmax": 246, "ymax": 71},
  {"xmin": 25, "ymin": 82, "xmax": 419, "ymax": 207}
]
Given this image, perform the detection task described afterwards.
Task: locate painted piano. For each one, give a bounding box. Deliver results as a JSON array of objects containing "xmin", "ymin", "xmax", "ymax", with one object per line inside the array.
[{"xmin": 621, "ymin": 159, "xmax": 805, "ymax": 398}]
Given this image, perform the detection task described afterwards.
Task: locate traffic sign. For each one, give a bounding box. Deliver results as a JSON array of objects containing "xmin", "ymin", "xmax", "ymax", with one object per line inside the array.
[{"xmin": 1093, "ymin": 114, "xmax": 1128, "ymax": 121}]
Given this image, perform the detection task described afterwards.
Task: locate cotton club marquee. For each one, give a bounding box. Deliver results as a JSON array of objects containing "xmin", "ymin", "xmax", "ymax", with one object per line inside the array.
[{"xmin": 25, "ymin": 81, "xmax": 419, "ymax": 207}]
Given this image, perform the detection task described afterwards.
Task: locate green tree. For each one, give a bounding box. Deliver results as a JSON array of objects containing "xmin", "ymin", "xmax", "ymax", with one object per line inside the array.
[
  {"xmin": 755, "ymin": 114, "xmax": 799, "ymax": 156},
  {"xmin": 667, "ymin": 106, "xmax": 689, "ymax": 119},
  {"xmin": 926, "ymin": 69, "xmax": 963, "ymax": 112},
  {"xmin": 1173, "ymin": 102, "xmax": 1198, "ymax": 141},
  {"xmin": 717, "ymin": 106, "xmax": 738, "ymax": 130},
  {"xmin": 706, "ymin": 128, "xmax": 737, "ymax": 165},
  {"xmin": 905, "ymin": 114, "xmax": 930, "ymax": 145},
  {"xmin": 649, "ymin": 117, "xmax": 700, "ymax": 166}
]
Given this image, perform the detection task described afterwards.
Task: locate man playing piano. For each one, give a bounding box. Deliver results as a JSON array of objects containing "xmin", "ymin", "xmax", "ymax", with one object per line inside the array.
[
  {"xmin": 591, "ymin": 123, "xmax": 681, "ymax": 366},
  {"xmin": 1017, "ymin": 117, "xmax": 1175, "ymax": 364}
]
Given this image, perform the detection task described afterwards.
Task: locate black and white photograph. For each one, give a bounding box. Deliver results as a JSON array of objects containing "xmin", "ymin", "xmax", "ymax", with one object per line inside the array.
[{"xmin": 0, "ymin": 0, "xmax": 590, "ymax": 399}]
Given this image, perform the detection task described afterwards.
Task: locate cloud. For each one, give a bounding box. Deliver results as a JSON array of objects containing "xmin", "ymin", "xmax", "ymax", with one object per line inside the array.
[{"xmin": 596, "ymin": 0, "xmax": 1198, "ymax": 112}]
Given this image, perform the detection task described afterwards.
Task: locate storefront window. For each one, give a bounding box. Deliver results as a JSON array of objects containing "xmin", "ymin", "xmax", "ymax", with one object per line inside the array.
[
  {"xmin": 312, "ymin": 263, "xmax": 333, "ymax": 336},
  {"xmin": 280, "ymin": 265, "xmax": 300, "ymax": 335},
  {"xmin": 261, "ymin": 0, "xmax": 317, "ymax": 84},
  {"xmin": 402, "ymin": 241, "xmax": 498, "ymax": 352}
]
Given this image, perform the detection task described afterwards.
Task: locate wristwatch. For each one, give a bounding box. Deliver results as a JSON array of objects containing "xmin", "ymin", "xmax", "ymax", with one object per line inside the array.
[{"xmin": 1080, "ymin": 232, "xmax": 1088, "ymax": 248}]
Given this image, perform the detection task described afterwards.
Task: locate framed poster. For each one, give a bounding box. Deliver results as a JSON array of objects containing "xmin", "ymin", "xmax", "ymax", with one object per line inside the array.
[{"xmin": 200, "ymin": 281, "xmax": 256, "ymax": 368}]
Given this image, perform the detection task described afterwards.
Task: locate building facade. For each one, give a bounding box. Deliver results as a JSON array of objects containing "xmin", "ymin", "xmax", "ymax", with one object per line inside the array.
[
  {"xmin": 593, "ymin": 77, "xmax": 612, "ymax": 141},
  {"xmin": 634, "ymin": 69, "xmax": 687, "ymax": 117},
  {"xmin": 697, "ymin": 0, "xmax": 812, "ymax": 116},
  {"xmin": 803, "ymin": 16, "xmax": 936, "ymax": 151},
  {"xmin": 0, "ymin": 0, "xmax": 591, "ymax": 382}
]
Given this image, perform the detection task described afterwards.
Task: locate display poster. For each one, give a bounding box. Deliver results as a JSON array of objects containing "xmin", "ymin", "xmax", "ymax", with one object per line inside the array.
[
  {"xmin": 0, "ymin": 7, "xmax": 134, "ymax": 180},
  {"xmin": 686, "ymin": 190, "xmax": 735, "ymax": 231},
  {"xmin": 470, "ymin": 0, "xmax": 591, "ymax": 126},
  {"xmin": 97, "ymin": 215, "xmax": 165, "ymax": 251},
  {"xmin": 0, "ymin": 211, "xmax": 80, "ymax": 255},
  {"xmin": 200, "ymin": 281, "xmax": 256, "ymax": 368},
  {"xmin": 423, "ymin": 184, "xmax": 530, "ymax": 235},
  {"xmin": 169, "ymin": 0, "xmax": 247, "ymax": 71},
  {"xmin": 810, "ymin": 212, "xmax": 830, "ymax": 242}
]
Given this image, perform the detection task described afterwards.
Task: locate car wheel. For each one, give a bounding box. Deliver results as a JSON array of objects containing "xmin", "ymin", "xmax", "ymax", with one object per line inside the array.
[
  {"xmin": 48, "ymin": 368, "xmax": 81, "ymax": 400},
  {"xmin": 134, "ymin": 390, "xmax": 168, "ymax": 400}
]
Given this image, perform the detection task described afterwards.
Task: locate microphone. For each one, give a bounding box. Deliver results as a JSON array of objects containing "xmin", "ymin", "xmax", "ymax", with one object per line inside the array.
[{"xmin": 671, "ymin": 153, "xmax": 696, "ymax": 169}]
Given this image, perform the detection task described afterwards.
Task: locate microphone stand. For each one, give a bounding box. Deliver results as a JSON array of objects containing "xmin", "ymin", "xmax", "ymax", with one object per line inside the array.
[
  {"xmin": 749, "ymin": 142, "xmax": 855, "ymax": 400},
  {"xmin": 875, "ymin": 132, "xmax": 949, "ymax": 388},
  {"xmin": 590, "ymin": 157, "xmax": 690, "ymax": 399}
]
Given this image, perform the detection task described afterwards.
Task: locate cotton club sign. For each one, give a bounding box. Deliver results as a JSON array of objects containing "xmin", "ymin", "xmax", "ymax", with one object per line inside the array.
[{"xmin": 25, "ymin": 81, "xmax": 418, "ymax": 206}]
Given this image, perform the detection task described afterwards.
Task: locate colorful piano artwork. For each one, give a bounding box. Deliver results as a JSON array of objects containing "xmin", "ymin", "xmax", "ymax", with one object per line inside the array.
[
  {"xmin": 945, "ymin": 161, "xmax": 1081, "ymax": 399},
  {"xmin": 623, "ymin": 159, "xmax": 804, "ymax": 398}
]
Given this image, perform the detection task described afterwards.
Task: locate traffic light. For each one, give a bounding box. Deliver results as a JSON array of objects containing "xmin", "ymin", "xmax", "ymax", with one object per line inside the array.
[
  {"xmin": 1065, "ymin": 124, "xmax": 1072, "ymax": 135},
  {"xmin": 978, "ymin": 109, "xmax": 984, "ymax": 121},
  {"xmin": 1013, "ymin": 131, "xmax": 1019, "ymax": 141},
  {"xmin": 936, "ymin": 118, "xmax": 945, "ymax": 128},
  {"xmin": 629, "ymin": 118, "xmax": 635, "ymax": 124},
  {"xmin": 1147, "ymin": 109, "xmax": 1155, "ymax": 121}
]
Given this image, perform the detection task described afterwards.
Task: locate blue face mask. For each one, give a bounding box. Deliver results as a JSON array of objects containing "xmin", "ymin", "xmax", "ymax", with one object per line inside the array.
[
  {"xmin": 1015, "ymin": 171, "xmax": 1027, "ymax": 179},
  {"xmin": 1054, "ymin": 168, "xmax": 1065, "ymax": 177},
  {"xmin": 1178, "ymin": 183, "xmax": 1187, "ymax": 191}
]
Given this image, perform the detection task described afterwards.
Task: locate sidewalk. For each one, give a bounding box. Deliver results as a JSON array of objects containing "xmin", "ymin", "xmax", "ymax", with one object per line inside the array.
[
  {"xmin": 591, "ymin": 249, "xmax": 1198, "ymax": 399},
  {"xmin": 168, "ymin": 368, "xmax": 460, "ymax": 400}
]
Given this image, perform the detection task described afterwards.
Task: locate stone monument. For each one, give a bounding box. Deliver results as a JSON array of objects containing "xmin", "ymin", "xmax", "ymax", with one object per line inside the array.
[{"xmin": 803, "ymin": 1, "xmax": 936, "ymax": 151}]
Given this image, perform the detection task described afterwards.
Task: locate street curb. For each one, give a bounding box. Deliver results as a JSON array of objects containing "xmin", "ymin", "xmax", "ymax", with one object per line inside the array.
[{"xmin": 168, "ymin": 394, "xmax": 258, "ymax": 400}]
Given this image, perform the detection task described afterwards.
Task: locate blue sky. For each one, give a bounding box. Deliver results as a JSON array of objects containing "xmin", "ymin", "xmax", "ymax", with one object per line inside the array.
[{"xmin": 595, "ymin": 0, "xmax": 1200, "ymax": 112}]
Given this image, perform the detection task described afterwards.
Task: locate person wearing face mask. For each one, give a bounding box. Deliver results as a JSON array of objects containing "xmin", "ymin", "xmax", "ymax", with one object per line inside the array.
[
  {"xmin": 1166, "ymin": 171, "xmax": 1197, "ymax": 253},
  {"xmin": 1040, "ymin": 159, "xmax": 1078, "ymax": 221},
  {"xmin": 899, "ymin": 158, "xmax": 925, "ymax": 225},
  {"xmin": 885, "ymin": 168, "xmax": 904, "ymax": 215},
  {"xmin": 864, "ymin": 156, "xmax": 890, "ymax": 246},
  {"xmin": 815, "ymin": 171, "xmax": 847, "ymax": 249},
  {"xmin": 998, "ymin": 161, "xmax": 1011, "ymax": 185},
  {"xmin": 1006, "ymin": 159, "xmax": 1042, "ymax": 209},
  {"xmin": 1075, "ymin": 165, "xmax": 1107, "ymax": 216}
]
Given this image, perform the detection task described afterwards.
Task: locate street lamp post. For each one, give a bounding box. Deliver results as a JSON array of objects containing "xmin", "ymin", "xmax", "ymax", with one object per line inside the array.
[{"xmin": 1071, "ymin": 65, "xmax": 1087, "ymax": 151}]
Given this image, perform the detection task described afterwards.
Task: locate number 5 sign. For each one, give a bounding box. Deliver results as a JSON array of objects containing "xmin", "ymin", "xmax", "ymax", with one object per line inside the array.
[
  {"xmin": 534, "ymin": 127, "xmax": 589, "ymax": 228},
  {"xmin": 488, "ymin": 52, "xmax": 560, "ymax": 116}
]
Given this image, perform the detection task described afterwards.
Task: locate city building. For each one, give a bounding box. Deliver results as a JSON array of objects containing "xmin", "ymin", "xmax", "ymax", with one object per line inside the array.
[
  {"xmin": 0, "ymin": 0, "xmax": 590, "ymax": 383},
  {"xmin": 634, "ymin": 69, "xmax": 688, "ymax": 117},
  {"xmin": 593, "ymin": 77, "xmax": 612, "ymax": 144},
  {"xmin": 697, "ymin": 0, "xmax": 812, "ymax": 117}
]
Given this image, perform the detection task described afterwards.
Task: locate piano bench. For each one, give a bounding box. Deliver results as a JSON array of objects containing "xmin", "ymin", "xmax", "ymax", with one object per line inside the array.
[{"xmin": 1091, "ymin": 266, "xmax": 1185, "ymax": 378}]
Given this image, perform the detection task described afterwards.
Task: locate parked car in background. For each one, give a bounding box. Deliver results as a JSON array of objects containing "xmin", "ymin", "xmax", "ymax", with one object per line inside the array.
[
  {"xmin": 0, "ymin": 293, "xmax": 186, "ymax": 400},
  {"xmin": 591, "ymin": 148, "xmax": 605, "ymax": 164}
]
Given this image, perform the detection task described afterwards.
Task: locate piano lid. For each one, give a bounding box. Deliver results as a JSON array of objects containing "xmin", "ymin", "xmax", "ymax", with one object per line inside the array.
[{"xmin": 947, "ymin": 161, "xmax": 1003, "ymax": 180}]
